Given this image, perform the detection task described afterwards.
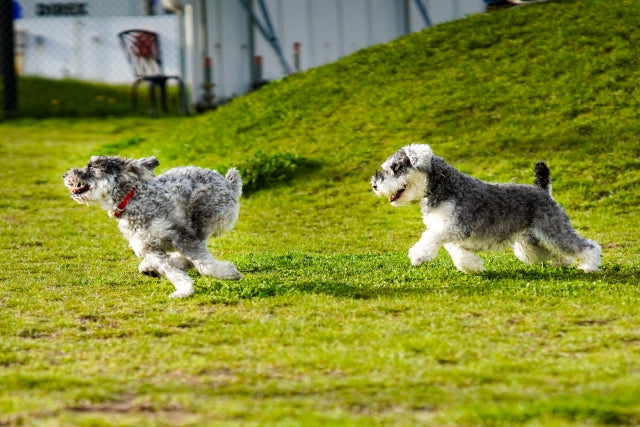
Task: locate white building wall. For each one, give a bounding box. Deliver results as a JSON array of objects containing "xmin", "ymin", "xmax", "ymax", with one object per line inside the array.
[
  {"xmin": 189, "ymin": 0, "xmax": 485, "ymax": 103},
  {"xmin": 13, "ymin": 0, "xmax": 487, "ymax": 106},
  {"xmin": 211, "ymin": 0, "xmax": 251, "ymax": 98}
]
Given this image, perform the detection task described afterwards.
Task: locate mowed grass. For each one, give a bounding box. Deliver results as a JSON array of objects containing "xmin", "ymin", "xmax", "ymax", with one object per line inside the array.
[{"xmin": 2, "ymin": 0, "xmax": 640, "ymax": 425}]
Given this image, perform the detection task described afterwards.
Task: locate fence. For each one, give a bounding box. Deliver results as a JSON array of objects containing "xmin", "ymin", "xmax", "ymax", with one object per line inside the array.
[{"xmin": 1, "ymin": 0, "xmax": 183, "ymax": 117}]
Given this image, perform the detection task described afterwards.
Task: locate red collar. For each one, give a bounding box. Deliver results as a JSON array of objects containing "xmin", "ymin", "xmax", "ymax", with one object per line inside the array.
[{"xmin": 114, "ymin": 187, "xmax": 136, "ymax": 219}]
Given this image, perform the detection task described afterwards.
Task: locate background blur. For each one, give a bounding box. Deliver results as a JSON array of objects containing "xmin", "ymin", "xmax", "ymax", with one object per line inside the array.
[{"xmin": 1, "ymin": 0, "xmax": 487, "ymax": 117}]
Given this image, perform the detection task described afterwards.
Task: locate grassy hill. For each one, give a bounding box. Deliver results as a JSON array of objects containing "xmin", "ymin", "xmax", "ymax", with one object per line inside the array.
[
  {"xmin": 1, "ymin": 0, "xmax": 640, "ymax": 425},
  {"xmin": 106, "ymin": 0, "xmax": 639, "ymax": 256}
]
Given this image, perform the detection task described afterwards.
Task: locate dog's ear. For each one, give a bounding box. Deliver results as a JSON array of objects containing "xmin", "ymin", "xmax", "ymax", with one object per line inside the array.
[
  {"xmin": 138, "ymin": 156, "xmax": 160, "ymax": 172},
  {"xmin": 403, "ymin": 144, "xmax": 433, "ymax": 170},
  {"xmin": 88, "ymin": 155, "xmax": 108, "ymax": 170},
  {"xmin": 125, "ymin": 158, "xmax": 156, "ymax": 181}
]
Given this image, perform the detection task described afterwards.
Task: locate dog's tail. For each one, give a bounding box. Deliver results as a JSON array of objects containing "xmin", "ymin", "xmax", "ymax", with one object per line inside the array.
[
  {"xmin": 225, "ymin": 167, "xmax": 243, "ymax": 198},
  {"xmin": 534, "ymin": 161, "xmax": 552, "ymax": 195}
]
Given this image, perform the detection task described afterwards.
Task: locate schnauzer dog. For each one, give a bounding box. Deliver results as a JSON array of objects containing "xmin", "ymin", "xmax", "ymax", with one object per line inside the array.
[
  {"xmin": 371, "ymin": 144, "xmax": 601, "ymax": 273},
  {"xmin": 64, "ymin": 155, "xmax": 242, "ymax": 298}
]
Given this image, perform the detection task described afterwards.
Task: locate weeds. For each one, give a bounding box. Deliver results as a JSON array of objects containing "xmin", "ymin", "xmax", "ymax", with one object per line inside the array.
[{"xmin": 232, "ymin": 151, "xmax": 319, "ymax": 194}]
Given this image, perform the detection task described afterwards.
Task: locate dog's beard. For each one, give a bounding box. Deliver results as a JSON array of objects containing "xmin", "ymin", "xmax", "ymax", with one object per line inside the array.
[
  {"xmin": 64, "ymin": 174, "xmax": 114, "ymax": 206},
  {"xmin": 66, "ymin": 181, "xmax": 95, "ymax": 205},
  {"xmin": 70, "ymin": 184, "xmax": 92, "ymax": 204},
  {"xmin": 70, "ymin": 183, "xmax": 90, "ymax": 196},
  {"xmin": 64, "ymin": 172, "xmax": 90, "ymax": 204}
]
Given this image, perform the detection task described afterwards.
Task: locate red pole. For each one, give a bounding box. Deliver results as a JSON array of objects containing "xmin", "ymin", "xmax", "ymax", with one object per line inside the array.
[
  {"xmin": 293, "ymin": 42, "xmax": 301, "ymax": 72},
  {"xmin": 255, "ymin": 55, "xmax": 263, "ymax": 83}
]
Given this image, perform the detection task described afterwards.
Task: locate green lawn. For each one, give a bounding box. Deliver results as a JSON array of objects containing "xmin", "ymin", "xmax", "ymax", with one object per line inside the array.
[{"xmin": 2, "ymin": 0, "xmax": 640, "ymax": 425}]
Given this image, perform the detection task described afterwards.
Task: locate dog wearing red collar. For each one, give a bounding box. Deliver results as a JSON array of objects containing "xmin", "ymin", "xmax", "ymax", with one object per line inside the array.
[{"xmin": 64, "ymin": 155, "xmax": 243, "ymax": 298}]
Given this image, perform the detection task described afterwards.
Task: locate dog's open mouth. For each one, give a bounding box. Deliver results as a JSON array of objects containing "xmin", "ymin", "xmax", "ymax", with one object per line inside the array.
[
  {"xmin": 389, "ymin": 186, "xmax": 406, "ymax": 202},
  {"xmin": 71, "ymin": 184, "xmax": 90, "ymax": 196}
]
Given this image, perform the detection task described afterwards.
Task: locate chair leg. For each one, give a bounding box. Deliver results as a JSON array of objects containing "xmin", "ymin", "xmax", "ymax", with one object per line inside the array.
[
  {"xmin": 159, "ymin": 81, "xmax": 169, "ymax": 113},
  {"xmin": 149, "ymin": 82, "xmax": 158, "ymax": 116},
  {"xmin": 131, "ymin": 80, "xmax": 142, "ymax": 113},
  {"xmin": 178, "ymin": 80, "xmax": 188, "ymax": 115}
]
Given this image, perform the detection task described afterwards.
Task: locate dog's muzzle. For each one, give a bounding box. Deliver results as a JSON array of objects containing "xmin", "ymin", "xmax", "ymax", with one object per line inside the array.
[
  {"xmin": 388, "ymin": 186, "xmax": 406, "ymax": 203},
  {"xmin": 70, "ymin": 183, "xmax": 90, "ymax": 196},
  {"xmin": 64, "ymin": 170, "xmax": 91, "ymax": 197}
]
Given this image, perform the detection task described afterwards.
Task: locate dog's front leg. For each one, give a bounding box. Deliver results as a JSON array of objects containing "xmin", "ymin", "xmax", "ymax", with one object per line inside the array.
[
  {"xmin": 408, "ymin": 229, "xmax": 446, "ymax": 266},
  {"xmin": 143, "ymin": 252, "xmax": 194, "ymax": 298},
  {"xmin": 443, "ymin": 243, "xmax": 484, "ymax": 273}
]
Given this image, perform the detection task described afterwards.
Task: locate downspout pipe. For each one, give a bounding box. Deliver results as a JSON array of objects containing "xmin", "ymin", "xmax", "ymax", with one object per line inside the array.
[{"xmin": 238, "ymin": 0, "xmax": 292, "ymax": 76}]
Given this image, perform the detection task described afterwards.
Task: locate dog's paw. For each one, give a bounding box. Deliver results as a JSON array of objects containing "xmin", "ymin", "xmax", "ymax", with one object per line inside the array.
[
  {"xmin": 457, "ymin": 259, "xmax": 484, "ymax": 274},
  {"xmin": 197, "ymin": 261, "xmax": 242, "ymax": 280},
  {"xmin": 408, "ymin": 245, "xmax": 429, "ymax": 266},
  {"xmin": 169, "ymin": 287, "xmax": 194, "ymax": 298},
  {"xmin": 140, "ymin": 269, "xmax": 160, "ymax": 277},
  {"xmin": 138, "ymin": 262, "xmax": 160, "ymax": 277},
  {"xmin": 216, "ymin": 262, "xmax": 243, "ymax": 280},
  {"xmin": 141, "ymin": 270, "xmax": 160, "ymax": 277},
  {"xmin": 577, "ymin": 263, "xmax": 600, "ymax": 273}
]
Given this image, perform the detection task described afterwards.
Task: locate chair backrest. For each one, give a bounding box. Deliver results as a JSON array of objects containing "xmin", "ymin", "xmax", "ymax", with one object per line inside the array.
[{"xmin": 118, "ymin": 29, "xmax": 163, "ymax": 77}]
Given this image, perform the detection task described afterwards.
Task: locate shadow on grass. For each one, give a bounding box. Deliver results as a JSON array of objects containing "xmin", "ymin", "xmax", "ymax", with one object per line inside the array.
[{"xmin": 195, "ymin": 253, "xmax": 640, "ymax": 301}]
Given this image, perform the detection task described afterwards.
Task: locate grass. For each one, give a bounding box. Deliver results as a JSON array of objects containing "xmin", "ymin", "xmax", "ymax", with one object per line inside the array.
[
  {"xmin": 0, "ymin": 76, "xmax": 186, "ymax": 118},
  {"xmin": 1, "ymin": 0, "xmax": 640, "ymax": 424}
]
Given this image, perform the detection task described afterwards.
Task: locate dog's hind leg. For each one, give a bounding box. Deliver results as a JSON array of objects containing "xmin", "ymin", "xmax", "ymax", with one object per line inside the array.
[
  {"xmin": 534, "ymin": 221, "xmax": 601, "ymax": 273},
  {"xmin": 443, "ymin": 243, "xmax": 484, "ymax": 273},
  {"xmin": 144, "ymin": 251, "xmax": 194, "ymax": 298},
  {"xmin": 138, "ymin": 252, "xmax": 192, "ymax": 277},
  {"xmin": 168, "ymin": 252, "xmax": 194, "ymax": 271},
  {"xmin": 512, "ymin": 234, "xmax": 553, "ymax": 265},
  {"xmin": 180, "ymin": 242, "xmax": 242, "ymax": 281}
]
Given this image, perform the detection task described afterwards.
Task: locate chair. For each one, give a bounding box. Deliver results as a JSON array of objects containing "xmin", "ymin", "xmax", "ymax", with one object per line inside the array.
[{"xmin": 118, "ymin": 29, "xmax": 188, "ymax": 115}]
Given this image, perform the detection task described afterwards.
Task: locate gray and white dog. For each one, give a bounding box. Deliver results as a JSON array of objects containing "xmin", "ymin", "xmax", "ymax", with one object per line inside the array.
[
  {"xmin": 371, "ymin": 144, "xmax": 601, "ymax": 273},
  {"xmin": 64, "ymin": 155, "xmax": 242, "ymax": 298}
]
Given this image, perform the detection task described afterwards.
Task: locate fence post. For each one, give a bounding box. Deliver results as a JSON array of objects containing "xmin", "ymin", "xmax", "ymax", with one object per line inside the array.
[{"xmin": 0, "ymin": 0, "xmax": 17, "ymax": 115}]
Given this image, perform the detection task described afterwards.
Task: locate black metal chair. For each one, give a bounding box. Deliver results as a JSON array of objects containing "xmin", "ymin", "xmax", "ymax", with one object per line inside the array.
[{"xmin": 118, "ymin": 29, "xmax": 187, "ymax": 115}]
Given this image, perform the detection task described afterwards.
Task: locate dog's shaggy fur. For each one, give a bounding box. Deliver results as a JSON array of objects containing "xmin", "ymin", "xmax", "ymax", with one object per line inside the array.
[
  {"xmin": 371, "ymin": 144, "xmax": 601, "ymax": 273},
  {"xmin": 64, "ymin": 155, "xmax": 242, "ymax": 298}
]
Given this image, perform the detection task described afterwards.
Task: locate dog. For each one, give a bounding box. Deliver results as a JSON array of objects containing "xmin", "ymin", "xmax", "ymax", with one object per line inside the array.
[
  {"xmin": 371, "ymin": 144, "xmax": 601, "ymax": 273},
  {"xmin": 64, "ymin": 155, "xmax": 242, "ymax": 298}
]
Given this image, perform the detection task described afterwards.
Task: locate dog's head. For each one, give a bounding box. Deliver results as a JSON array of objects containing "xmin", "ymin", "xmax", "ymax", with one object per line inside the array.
[
  {"xmin": 63, "ymin": 155, "xmax": 159, "ymax": 205},
  {"xmin": 371, "ymin": 144, "xmax": 433, "ymax": 206}
]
